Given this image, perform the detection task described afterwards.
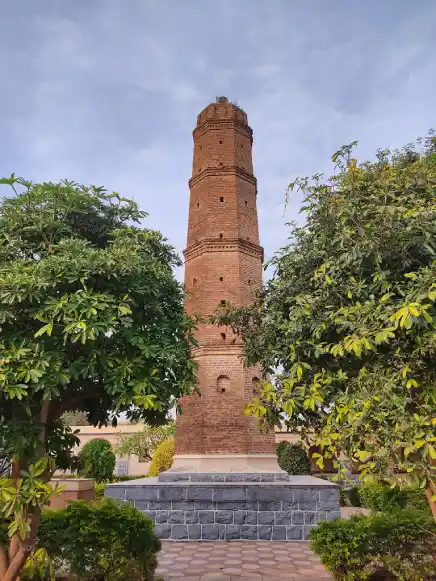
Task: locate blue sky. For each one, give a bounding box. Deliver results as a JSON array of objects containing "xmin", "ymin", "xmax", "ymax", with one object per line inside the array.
[{"xmin": 1, "ymin": 0, "xmax": 435, "ymax": 280}]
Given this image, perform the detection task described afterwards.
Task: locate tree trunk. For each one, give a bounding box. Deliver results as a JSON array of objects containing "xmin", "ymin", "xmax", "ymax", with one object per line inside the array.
[
  {"xmin": 0, "ymin": 401, "xmax": 51, "ymax": 581},
  {"xmin": 426, "ymin": 483, "xmax": 436, "ymax": 522}
]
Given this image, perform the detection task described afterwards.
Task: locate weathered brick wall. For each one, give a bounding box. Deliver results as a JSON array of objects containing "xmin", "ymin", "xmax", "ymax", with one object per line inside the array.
[{"xmin": 176, "ymin": 97, "xmax": 275, "ymax": 456}]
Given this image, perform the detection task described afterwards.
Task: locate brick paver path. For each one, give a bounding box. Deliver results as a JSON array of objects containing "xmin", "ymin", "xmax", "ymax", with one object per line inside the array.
[{"xmin": 156, "ymin": 541, "xmax": 332, "ymax": 580}]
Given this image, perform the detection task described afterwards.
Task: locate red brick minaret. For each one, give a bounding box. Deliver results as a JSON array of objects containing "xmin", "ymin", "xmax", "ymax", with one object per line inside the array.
[{"xmin": 173, "ymin": 97, "xmax": 279, "ymax": 472}]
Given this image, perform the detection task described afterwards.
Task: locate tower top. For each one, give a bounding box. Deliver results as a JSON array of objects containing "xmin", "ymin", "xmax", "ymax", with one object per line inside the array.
[{"xmin": 195, "ymin": 97, "xmax": 248, "ymax": 128}]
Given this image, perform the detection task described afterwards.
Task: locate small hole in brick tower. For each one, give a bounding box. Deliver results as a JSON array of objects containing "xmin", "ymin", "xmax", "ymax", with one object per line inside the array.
[
  {"xmin": 220, "ymin": 300, "xmax": 226, "ymax": 305},
  {"xmin": 193, "ymin": 278, "xmax": 197, "ymax": 285},
  {"xmin": 245, "ymin": 200, "xmax": 248, "ymax": 206},
  {"xmin": 219, "ymin": 233, "xmax": 223, "ymax": 238},
  {"xmin": 220, "ymin": 197, "xmax": 224, "ymax": 202},
  {"xmin": 248, "ymin": 279, "xmax": 251, "ymax": 284},
  {"xmin": 217, "ymin": 375, "xmax": 230, "ymax": 394},
  {"xmin": 220, "ymin": 332, "xmax": 226, "ymax": 340},
  {"xmin": 219, "ymin": 162, "xmax": 223, "ymax": 166},
  {"xmin": 197, "ymin": 202, "xmax": 199, "ymax": 208},
  {"xmin": 219, "ymin": 140, "xmax": 223, "ymax": 144},
  {"xmin": 219, "ymin": 276, "xmax": 223, "ymax": 281}
]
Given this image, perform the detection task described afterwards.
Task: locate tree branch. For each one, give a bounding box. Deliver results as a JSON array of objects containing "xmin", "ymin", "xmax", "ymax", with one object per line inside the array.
[
  {"xmin": 38, "ymin": 400, "xmax": 50, "ymax": 445},
  {"xmin": 8, "ymin": 459, "xmax": 21, "ymax": 564},
  {"xmin": 0, "ymin": 544, "xmax": 8, "ymax": 580},
  {"xmin": 7, "ymin": 539, "xmax": 18, "ymax": 572},
  {"xmin": 3, "ymin": 548, "xmax": 28, "ymax": 581},
  {"xmin": 426, "ymin": 483, "xmax": 436, "ymax": 523}
]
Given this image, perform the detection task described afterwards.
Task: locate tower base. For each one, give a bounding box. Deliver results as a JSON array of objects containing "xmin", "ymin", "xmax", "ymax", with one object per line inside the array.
[
  {"xmin": 105, "ymin": 472, "xmax": 340, "ymax": 541},
  {"xmin": 171, "ymin": 454, "xmax": 284, "ymax": 473}
]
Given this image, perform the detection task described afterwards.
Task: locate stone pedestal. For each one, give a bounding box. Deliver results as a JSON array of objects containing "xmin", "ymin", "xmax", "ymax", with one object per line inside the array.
[
  {"xmin": 49, "ymin": 478, "xmax": 95, "ymax": 509},
  {"xmin": 105, "ymin": 472, "xmax": 340, "ymax": 541},
  {"xmin": 171, "ymin": 454, "xmax": 283, "ymax": 473}
]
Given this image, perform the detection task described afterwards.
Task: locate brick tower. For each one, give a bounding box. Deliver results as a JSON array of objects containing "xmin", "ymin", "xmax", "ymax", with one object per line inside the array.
[
  {"xmin": 172, "ymin": 97, "xmax": 280, "ymax": 472},
  {"xmin": 106, "ymin": 99, "xmax": 341, "ymax": 541}
]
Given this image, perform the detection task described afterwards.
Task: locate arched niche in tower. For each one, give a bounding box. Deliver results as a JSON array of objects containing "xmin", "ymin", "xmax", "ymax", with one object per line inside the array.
[
  {"xmin": 252, "ymin": 376, "xmax": 261, "ymax": 394},
  {"xmin": 217, "ymin": 375, "xmax": 231, "ymax": 394}
]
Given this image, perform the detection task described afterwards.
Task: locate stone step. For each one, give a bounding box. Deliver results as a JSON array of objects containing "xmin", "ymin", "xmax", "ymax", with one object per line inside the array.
[{"xmin": 105, "ymin": 474, "xmax": 340, "ymax": 541}]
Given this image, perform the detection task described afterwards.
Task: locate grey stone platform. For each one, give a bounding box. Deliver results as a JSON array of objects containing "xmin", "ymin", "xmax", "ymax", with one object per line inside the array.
[{"xmin": 105, "ymin": 472, "xmax": 340, "ymax": 541}]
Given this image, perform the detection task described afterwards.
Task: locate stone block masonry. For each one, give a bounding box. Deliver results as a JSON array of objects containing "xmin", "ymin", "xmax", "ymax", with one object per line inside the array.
[{"xmin": 105, "ymin": 473, "xmax": 340, "ymax": 541}]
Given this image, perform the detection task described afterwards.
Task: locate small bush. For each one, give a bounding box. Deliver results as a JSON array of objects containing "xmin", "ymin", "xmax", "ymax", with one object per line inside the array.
[
  {"xmin": 78, "ymin": 438, "xmax": 115, "ymax": 483},
  {"xmin": 94, "ymin": 482, "xmax": 106, "ymax": 500},
  {"xmin": 358, "ymin": 480, "xmax": 429, "ymax": 513},
  {"xmin": 36, "ymin": 498, "xmax": 161, "ymax": 581},
  {"xmin": 339, "ymin": 488, "xmax": 347, "ymax": 507},
  {"xmin": 310, "ymin": 509, "xmax": 436, "ymax": 581},
  {"xmin": 345, "ymin": 486, "xmax": 362, "ymax": 508},
  {"xmin": 148, "ymin": 439, "xmax": 174, "ymax": 477},
  {"xmin": 276, "ymin": 441, "xmax": 311, "ymax": 475},
  {"xmin": 112, "ymin": 474, "xmax": 147, "ymax": 482},
  {"xmin": 338, "ymin": 485, "xmax": 362, "ymax": 507}
]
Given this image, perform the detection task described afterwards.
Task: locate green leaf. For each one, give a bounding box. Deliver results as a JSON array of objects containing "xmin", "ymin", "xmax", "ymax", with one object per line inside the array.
[
  {"xmin": 31, "ymin": 457, "xmax": 49, "ymax": 477},
  {"xmin": 34, "ymin": 322, "xmax": 53, "ymax": 337},
  {"xmin": 355, "ymin": 450, "xmax": 371, "ymax": 462}
]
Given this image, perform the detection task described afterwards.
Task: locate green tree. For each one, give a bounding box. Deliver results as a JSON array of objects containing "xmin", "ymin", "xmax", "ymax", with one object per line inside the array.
[
  {"xmin": 78, "ymin": 438, "xmax": 115, "ymax": 482},
  {"xmin": 116, "ymin": 421, "xmax": 175, "ymax": 462},
  {"xmin": 218, "ymin": 133, "xmax": 436, "ymax": 518},
  {"xmin": 61, "ymin": 410, "xmax": 89, "ymax": 426},
  {"xmin": 0, "ymin": 177, "xmax": 197, "ymax": 581}
]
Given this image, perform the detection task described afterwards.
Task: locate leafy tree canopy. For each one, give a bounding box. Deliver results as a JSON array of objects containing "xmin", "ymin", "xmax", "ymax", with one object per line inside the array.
[
  {"xmin": 219, "ymin": 133, "xmax": 436, "ymax": 514},
  {"xmin": 0, "ymin": 177, "xmax": 196, "ymax": 580},
  {"xmin": 116, "ymin": 421, "xmax": 175, "ymax": 462}
]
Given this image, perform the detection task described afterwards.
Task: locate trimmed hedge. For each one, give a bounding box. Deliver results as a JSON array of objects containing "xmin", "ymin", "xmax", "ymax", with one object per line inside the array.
[
  {"xmin": 358, "ymin": 480, "xmax": 429, "ymax": 514},
  {"xmin": 276, "ymin": 441, "xmax": 311, "ymax": 475},
  {"xmin": 310, "ymin": 509, "xmax": 436, "ymax": 581},
  {"xmin": 78, "ymin": 438, "xmax": 115, "ymax": 483},
  {"xmin": 36, "ymin": 498, "xmax": 160, "ymax": 580},
  {"xmin": 113, "ymin": 474, "xmax": 147, "ymax": 482},
  {"xmin": 148, "ymin": 439, "xmax": 174, "ymax": 477},
  {"xmin": 94, "ymin": 482, "xmax": 106, "ymax": 500}
]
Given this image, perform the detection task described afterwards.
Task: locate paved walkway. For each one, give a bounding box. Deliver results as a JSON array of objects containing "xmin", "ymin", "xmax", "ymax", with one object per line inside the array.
[{"xmin": 156, "ymin": 541, "xmax": 332, "ymax": 580}]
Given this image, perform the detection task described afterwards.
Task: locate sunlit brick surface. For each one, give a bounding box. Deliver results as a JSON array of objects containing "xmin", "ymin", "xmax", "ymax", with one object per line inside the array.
[{"xmin": 176, "ymin": 97, "xmax": 276, "ymax": 456}]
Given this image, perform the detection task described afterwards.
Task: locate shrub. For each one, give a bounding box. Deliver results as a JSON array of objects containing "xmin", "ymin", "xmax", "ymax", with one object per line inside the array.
[
  {"xmin": 94, "ymin": 482, "xmax": 106, "ymax": 500},
  {"xmin": 339, "ymin": 487, "xmax": 347, "ymax": 507},
  {"xmin": 112, "ymin": 474, "xmax": 147, "ymax": 482},
  {"xmin": 337, "ymin": 485, "xmax": 362, "ymax": 508},
  {"xmin": 36, "ymin": 498, "xmax": 161, "ymax": 581},
  {"xmin": 310, "ymin": 509, "xmax": 436, "ymax": 581},
  {"xmin": 358, "ymin": 480, "xmax": 429, "ymax": 514},
  {"xmin": 148, "ymin": 439, "xmax": 174, "ymax": 477},
  {"xmin": 276, "ymin": 440, "xmax": 289, "ymax": 457},
  {"xmin": 276, "ymin": 441, "xmax": 311, "ymax": 475},
  {"xmin": 345, "ymin": 486, "xmax": 362, "ymax": 508},
  {"xmin": 78, "ymin": 438, "xmax": 116, "ymax": 483}
]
